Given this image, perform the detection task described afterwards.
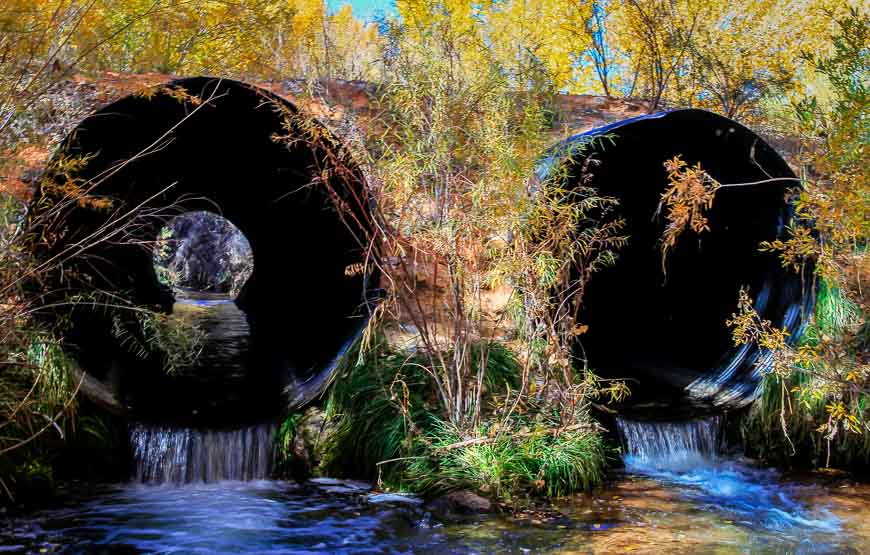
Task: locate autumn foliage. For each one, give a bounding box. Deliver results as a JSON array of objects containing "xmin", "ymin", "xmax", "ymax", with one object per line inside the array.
[{"xmin": 0, "ymin": 0, "xmax": 867, "ymax": 498}]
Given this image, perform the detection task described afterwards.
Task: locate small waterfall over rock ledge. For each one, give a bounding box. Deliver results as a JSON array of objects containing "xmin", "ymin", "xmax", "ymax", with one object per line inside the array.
[
  {"xmin": 615, "ymin": 415, "xmax": 840, "ymax": 532},
  {"xmin": 130, "ymin": 423, "xmax": 275, "ymax": 483},
  {"xmin": 616, "ymin": 415, "xmax": 722, "ymax": 471}
]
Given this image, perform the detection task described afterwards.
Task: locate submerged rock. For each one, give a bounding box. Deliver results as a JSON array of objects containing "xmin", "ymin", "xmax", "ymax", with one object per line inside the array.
[
  {"xmin": 426, "ymin": 490, "xmax": 492, "ymax": 521},
  {"xmin": 367, "ymin": 492, "xmax": 424, "ymax": 505},
  {"xmin": 308, "ymin": 477, "xmax": 372, "ymax": 494}
]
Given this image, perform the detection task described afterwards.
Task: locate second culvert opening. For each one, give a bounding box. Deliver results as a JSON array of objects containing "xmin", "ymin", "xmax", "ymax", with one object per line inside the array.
[
  {"xmin": 153, "ymin": 210, "xmax": 254, "ymax": 298},
  {"xmin": 556, "ymin": 110, "xmax": 812, "ymax": 418},
  {"xmin": 34, "ymin": 77, "xmax": 376, "ymax": 426}
]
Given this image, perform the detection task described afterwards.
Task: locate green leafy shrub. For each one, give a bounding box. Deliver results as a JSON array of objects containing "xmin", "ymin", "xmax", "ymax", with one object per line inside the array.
[
  {"xmin": 735, "ymin": 11, "xmax": 868, "ymax": 471},
  {"xmin": 310, "ymin": 334, "xmax": 608, "ymax": 501},
  {"xmin": 404, "ymin": 415, "xmax": 607, "ymax": 500}
]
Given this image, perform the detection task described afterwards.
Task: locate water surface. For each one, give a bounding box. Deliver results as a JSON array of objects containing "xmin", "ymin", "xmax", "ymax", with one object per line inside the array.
[
  {"xmin": 4, "ymin": 302, "xmax": 868, "ymax": 554},
  {"xmin": 2, "ymin": 471, "xmax": 869, "ymax": 554}
]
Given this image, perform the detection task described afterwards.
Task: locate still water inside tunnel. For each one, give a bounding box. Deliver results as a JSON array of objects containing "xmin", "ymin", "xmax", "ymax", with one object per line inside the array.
[{"xmin": 139, "ymin": 210, "xmax": 270, "ymax": 425}]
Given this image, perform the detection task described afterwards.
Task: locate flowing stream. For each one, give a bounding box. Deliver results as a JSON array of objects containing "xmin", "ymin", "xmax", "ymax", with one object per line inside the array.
[
  {"xmin": 615, "ymin": 416, "xmax": 844, "ymax": 537},
  {"xmin": 3, "ymin": 296, "xmax": 869, "ymax": 553},
  {"xmin": 4, "ymin": 415, "xmax": 869, "ymax": 554}
]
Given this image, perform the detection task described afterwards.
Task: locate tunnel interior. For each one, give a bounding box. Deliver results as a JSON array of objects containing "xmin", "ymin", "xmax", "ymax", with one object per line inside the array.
[
  {"xmin": 558, "ymin": 110, "xmax": 812, "ymax": 418},
  {"xmin": 36, "ymin": 77, "xmax": 376, "ymax": 426},
  {"xmin": 153, "ymin": 210, "xmax": 254, "ymax": 296}
]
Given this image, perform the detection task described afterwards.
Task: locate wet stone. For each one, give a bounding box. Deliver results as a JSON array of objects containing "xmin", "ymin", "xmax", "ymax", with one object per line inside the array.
[
  {"xmin": 307, "ymin": 478, "xmax": 372, "ymax": 494},
  {"xmin": 426, "ymin": 490, "xmax": 492, "ymax": 523},
  {"xmin": 366, "ymin": 492, "xmax": 424, "ymax": 505},
  {"xmin": 290, "ymin": 407, "xmax": 338, "ymax": 480}
]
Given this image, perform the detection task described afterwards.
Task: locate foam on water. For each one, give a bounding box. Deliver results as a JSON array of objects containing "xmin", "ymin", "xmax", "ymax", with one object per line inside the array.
[
  {"xmin": 616, "ymin": 416, "xmax": 841, "ymax": 533},
  {"xmin": 3, "ymin": 472, "xmax": 866, "ymax": 553}
]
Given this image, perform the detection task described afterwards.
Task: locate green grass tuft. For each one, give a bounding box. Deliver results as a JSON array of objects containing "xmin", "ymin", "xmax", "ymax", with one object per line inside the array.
[
  {"xmin": 403, "ymin": 416, "xmax": 607, "ymax": 500},
  {"xmin": 741, "ymin": 279, "xmax": 870, "ymax": 470},
  {"xmin": 305, "ymin": 335, "xmax": 608, "ymax": 501}
]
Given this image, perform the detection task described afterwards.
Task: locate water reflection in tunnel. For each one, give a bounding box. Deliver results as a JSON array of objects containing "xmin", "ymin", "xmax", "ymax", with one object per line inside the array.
[
  {"xmin": 150, "ymin": 210, "xmax": 256, "ymax": 393},
  {"xmin": 146, "ymin": 210, "xmax": 263, "ymax": 424}
]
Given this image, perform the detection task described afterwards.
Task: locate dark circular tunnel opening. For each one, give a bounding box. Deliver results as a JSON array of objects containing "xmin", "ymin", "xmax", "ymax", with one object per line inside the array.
[
  {"xmin": 33, "ymin": 77, "xmax": 377, "ymax": 426},
  {"xmin": 556, "ymin": 110, "xmax": 813, "ymax": 419}
]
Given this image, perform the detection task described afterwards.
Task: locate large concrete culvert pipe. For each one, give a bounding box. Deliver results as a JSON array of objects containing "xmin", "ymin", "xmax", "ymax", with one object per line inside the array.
[
  {"xmin": 31, "ymin": 77, "xmax": 377, "ymax": 425},
  {"xmin": 545, "ymin": 109, "xmax": 814, "ymax": 419}
]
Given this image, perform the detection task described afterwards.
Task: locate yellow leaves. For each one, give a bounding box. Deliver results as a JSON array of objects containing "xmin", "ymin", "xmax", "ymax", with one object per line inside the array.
[
  {"xmin": 606, "ymin": 0, "xmax": 834, "ymax": 115},
  {"xmin": 1, "ymin": 0, "xmax": 841, "ymax": 116},
  {"xmin": 344, "ymin": 262, "xmax": 367, "ymax": 277},
  {"xmin": 726, "ymin": 293, "xmax": 756, "ymax": 346},
  {"xmin": 39, "ymin": 154, "xmax": 113, "ymax": 213},
  {"xmin": 134, "ymin": 85, "xmax": 201, "ymax": 106},
  {"xmin": 485, "ymin": 0, "xmax": 583, "ymax": 90},
  {"xmin": 656, "ymin": 155, "xmax": 720, "ymax": 275},
  {"xmin": 398, "ymin": 0, "xmax": 594, "ymax": 92},
  {"xmin": 598, "ymin": 379, "xmax": 631, "ymax": 404},
  {"xmin": 759, "ymin": 328, "xmax": 790, "ymax": 352},
  {"xmin": 162, "ymin": 86, "xmax": 202, "ymax": 106},
  {"xmin": 77, "ymin": 196, "xmax": 113, "ymax": 212},
  {"xmin": 826, "ymin": 402, "xmax": 863, "ymax": 434},
  {"xmin": 727, "ymin": 288, "xmax": 797, "ymax": 378},
  {"xmin": 794, "ymin": 344, "xmax": 819, "ymax": 368},
  {"xmin": 759, "ymin": 225, "xmax": 818, "ymax": 272},
  {"xmin": 846, "ymin": 414, "xmax": 862, "ymax": 434},
  {"xmin": 397, "ymin": 0, "xmax": 484, "ymax": 72},
  {"xmin": 746, "ymin": 12, "xmax": 869, "ymax": 461},
  {"xmin": 6, "ymin": 0, "xmax": 383, "ymax": 81},
  {"xmin": 134, "ymin": 86, "xmax": 161, "ymax": 101}
]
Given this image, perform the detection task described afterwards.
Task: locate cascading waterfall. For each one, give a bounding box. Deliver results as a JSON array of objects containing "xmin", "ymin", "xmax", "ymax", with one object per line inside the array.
[
  {"xmin": 130, "ymin": 423, "xmax": 274, "ymax": 484},
  {"xmin": 616, "ymin": 415, "xmax": 722, "ymax": 471},
  {"xmin": 615, "ymin": 415, "xmax": 839, "ymax": 531}
]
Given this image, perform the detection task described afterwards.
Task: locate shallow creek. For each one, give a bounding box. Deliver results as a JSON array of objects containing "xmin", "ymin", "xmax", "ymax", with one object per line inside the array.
[
  {"xmin": 2, "ymin": 457, "xmax": 869, "ymax": 553},
  {"xmin": 3, "ymin": 297, "xmax": 868, "ymax": 554}
]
